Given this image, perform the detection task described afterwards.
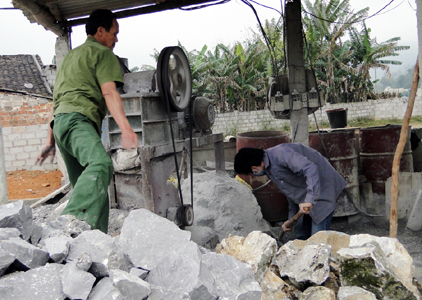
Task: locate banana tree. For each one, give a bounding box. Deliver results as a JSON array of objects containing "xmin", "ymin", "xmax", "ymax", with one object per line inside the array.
[
  {"xmin": 302, "ymin": 0, "xmax": 368, "ymax": 103},
  {"xmin": 348, "ymin": 23, "xmax": 410, "ymax": 101}
]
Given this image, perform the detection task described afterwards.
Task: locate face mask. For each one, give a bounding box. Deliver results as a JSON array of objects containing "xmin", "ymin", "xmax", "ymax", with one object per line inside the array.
[{"xmin": 252, "ymin": 167, "xmax": 265, "ymax": 176}]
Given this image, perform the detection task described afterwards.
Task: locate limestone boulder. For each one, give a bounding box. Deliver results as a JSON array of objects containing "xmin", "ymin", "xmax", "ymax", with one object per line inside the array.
[
  {"xmin": 337, "ymin": 286, "xmax": 377, "ymax": 300},
  {"xmin": 216, "ymin": 231, "xmax": 277, "ymax": 282},
  {"xmin": 181, "ymin": 172, "xmax": 271, "ymax": 246},
  {"xmin": 275, "ymin": 241, "xmax": 331, "ymax": 287},
  {"xmin": 0, "ymin": 200, "xmax": 33, "ymax": 240},
  {"xmin": 338, "ymin": 241, "xmax": 420, "ymax": 299}
]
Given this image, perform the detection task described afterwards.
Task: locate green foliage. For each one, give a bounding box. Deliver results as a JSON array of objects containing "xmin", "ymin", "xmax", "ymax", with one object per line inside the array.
[{"xmin": 143, "ymin": 0, "xmax": 410, "ymax": 112}]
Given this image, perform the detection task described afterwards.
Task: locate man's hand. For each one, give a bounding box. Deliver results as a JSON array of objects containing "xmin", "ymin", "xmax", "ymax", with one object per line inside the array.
[
  {"xmin": 35, "ymin": 144, "xmax": 56, "ymax": 166},
  {"xmin": 299, "ymin": 202, "xmax": 312, "ymax": 214},
  {"xmin": 120, "ymin": 129, "xmax": 139, "ymax": 149},
  {"xmin": 282, "ymin": 221, "xmax": 293, "ymax": 232}
]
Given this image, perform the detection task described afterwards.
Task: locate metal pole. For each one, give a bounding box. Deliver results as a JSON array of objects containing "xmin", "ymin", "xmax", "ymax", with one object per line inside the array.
[{"xmin": 0, "ymin": 121, "xmax": 9, "ymax": 205}]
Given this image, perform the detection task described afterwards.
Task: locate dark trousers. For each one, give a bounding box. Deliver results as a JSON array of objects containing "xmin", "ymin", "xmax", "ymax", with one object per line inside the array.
[
  {"xmin": 294, "ymin": 211, "xmax": 334, "ymax": 240},
  {"xmin": 53, "ymin": 112, "xmax": 113, "ymax": 233}
]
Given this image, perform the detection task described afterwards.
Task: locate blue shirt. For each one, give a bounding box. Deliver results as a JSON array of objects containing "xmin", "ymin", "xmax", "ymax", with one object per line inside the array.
[{"xmin": 263, "ymin": 143, "xmax": 347, "ymax": 224}]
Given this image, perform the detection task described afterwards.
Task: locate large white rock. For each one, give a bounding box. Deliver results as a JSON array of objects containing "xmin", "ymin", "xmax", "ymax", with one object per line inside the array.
[
  {"xmin": 118, "ymin": 209, "xmax": 191, "ymax": 271},
  {"xmin": 349, "ymin": 234, "xmax": 414, "ymax": 283},
  {"xmin": 109, "ymin": 269, "xmax": 151, "ymax": 300},
  {"xmin": 62, "ymin": 262, "xmax": 96, "ymax": 300},
  {"xmin": 259, "ymin": 270, "xmax": 289, "ymax": 300},
  {"xmin": 0, "ymin": 263, "xmax": 65, "ymax": 300},
  {"xmin": 1, "ymin": 237, "xmax": 49, "ymax": 269},
  {"xmin": 216, "ymin": 231, "xmax": 277, "ymax": 282},
  {"xmin": 201, "ymin": 251, "xmax": 262, "ymax": 300},
  {"xmin": 0, "ymin": 200, "xmax": 33, "ymax": 240},
  {"xmin": 275, "ymin": 241, "xmax": 331, "ymax": 287},
  {"xmin": 337, "ymin": 241, "xmax": 420, "ymax": 300},
  {"xmin": 65, "ymin": 230, "xmax": 113, "ymax": 277},
  {"xmin": 147, "ymin": 241, "xmax": 217, "ymax": 299},
  {"xmin": 44, "ymin": 236, "xmax": 72, "ymax": 263},
  {"xmin": 301, "ymin": 286, "xmax": 335, "ymax": 300},
  {"xmin": 87, "ymin": 277, "xmax": 123, "ymax": 300},
  {"xmin": 181, "ymin": 172, "xmax": 271, "ymax": 245},
  {"xmin": 338, "ymin": 286, "xmax": 377, "ymax": 300}
]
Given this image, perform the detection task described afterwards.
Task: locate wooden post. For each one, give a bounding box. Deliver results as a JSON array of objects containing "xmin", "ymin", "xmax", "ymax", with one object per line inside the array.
[{"xmin": 390, "ymin": 58, "xmax": 419, "ymax": 238}]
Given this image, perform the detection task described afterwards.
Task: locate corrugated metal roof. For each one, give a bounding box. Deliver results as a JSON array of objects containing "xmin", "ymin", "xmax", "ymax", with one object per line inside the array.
[
  {"xmin": 12, "ymin": 0, "xmax": 215, "ymax": 35},
  {"xmin": 54, "ymin": 0, "xmax": 155, "ymax": 20}
]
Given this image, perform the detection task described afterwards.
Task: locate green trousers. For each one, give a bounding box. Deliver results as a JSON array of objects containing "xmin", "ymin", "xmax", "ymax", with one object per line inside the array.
[{"xmin": 53, "ymin": 112, "xmax": 112, "ymax": 233}]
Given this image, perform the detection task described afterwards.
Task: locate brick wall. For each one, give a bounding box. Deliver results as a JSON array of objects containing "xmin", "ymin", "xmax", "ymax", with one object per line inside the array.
[
  {"xmin": 0, "ymin": 92, "xmax": 52, "ymax": 127},
  {"xmin": 212, "ymin": 95, "xmax": 422, "ymax": 137},
  {"xmin": 1, "ymin": 91, "xmax": 56, "ymax": 171}
]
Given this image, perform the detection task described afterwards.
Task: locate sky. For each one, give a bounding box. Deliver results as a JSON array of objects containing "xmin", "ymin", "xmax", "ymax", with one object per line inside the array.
[{"xmin": 0, "ymin": 0, "xmax": 418, "ymax": 78}]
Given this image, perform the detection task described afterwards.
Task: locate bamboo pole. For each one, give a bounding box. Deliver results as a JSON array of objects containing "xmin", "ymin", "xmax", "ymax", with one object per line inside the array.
[{"xmin": 390, "ymin": 58, "xmax": 419, "ymax": 238}]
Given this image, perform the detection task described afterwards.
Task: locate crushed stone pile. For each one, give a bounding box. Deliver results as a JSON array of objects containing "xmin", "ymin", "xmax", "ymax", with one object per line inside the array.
[{"xmin": 0, "ymin": 171, "xmax": 421, "ymax": 299}]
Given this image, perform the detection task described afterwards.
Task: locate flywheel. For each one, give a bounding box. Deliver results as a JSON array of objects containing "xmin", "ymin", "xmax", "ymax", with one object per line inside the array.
[{"xmin": 157, "ymin": 46, "xmax": 192, "ymax": 111}]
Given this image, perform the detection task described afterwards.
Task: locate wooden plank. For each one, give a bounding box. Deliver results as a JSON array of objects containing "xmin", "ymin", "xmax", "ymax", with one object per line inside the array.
[{"xmin": 30, "ymin": 182, "xmax": 71, "ymax": 209}]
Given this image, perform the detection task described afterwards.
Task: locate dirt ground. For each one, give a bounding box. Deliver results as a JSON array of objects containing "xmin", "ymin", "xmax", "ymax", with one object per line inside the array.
[{"xmin": 6, "ymin": 169, "xmax": 63, "ymax": 200}]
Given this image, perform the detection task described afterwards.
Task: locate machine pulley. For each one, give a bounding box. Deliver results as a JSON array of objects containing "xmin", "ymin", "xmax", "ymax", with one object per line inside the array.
[{"xmin": 157, "ymin": 46, "xmax": 192, "ymax": 111}]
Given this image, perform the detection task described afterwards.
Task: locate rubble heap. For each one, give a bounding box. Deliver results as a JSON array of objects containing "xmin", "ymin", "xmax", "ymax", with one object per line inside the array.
[
  {"xmin": 0, "ymin": 200, "xmax": 421, "ymax": 300},
  {"xmin": 1, "ymin": 170, "xmax": 422, "ymax": 299}
]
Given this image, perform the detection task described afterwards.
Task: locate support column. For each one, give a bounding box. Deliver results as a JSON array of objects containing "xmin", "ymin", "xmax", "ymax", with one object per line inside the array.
[
  {"xmin": 286, "ymin": 0, "xmax": 309, "ymax": 145},
  {"xmin": 55, "ymin": 33, "xmax": 71, "ymax": 184},
  {"xmin": 55, "ymin": 33, "xmax": 71, "ymax": 66},
  {"xmin": 417, "ymin": 0, "xmax": 422, "ymax": 73},
  {"xmin": 0, "ymin": 121, "xmax": 8, "ymax": 205}
]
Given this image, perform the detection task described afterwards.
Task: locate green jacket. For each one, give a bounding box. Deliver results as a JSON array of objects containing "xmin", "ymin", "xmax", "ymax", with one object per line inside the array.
[{"xmin": 53, "ymin": 36, "xmax": 123, "ymax": 133}]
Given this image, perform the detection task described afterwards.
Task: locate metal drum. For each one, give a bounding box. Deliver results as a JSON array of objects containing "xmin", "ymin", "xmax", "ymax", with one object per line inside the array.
[
  {"xmin": 309, "ymin": 129, "xmax": 360, "ymax": 217},
  {"xmin": 359, "ymin": 125, "xmax": 413, "ymax": 215},
  {"xmin": 236, "ymin": 131, "xmax": 290, "ymax": 222}
]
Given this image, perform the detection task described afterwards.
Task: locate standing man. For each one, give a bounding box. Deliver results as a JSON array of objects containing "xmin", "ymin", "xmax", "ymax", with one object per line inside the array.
[
  {"xmin": 36, "ymin": 9, "xmax": 138, "ymax": 233},
  {"xmin": 234, "ymin": 143, "xmax": 346, "ymax": 240}
]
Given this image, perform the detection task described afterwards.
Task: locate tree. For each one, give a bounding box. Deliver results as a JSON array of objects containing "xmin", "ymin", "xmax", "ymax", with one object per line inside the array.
[
  {"xmin": 302, "ymin": 0, "xmax": 368, "ymax": 103},
  {"xmin": 348, "ymin": 22, "xmax": 410, "ymax": 101}
]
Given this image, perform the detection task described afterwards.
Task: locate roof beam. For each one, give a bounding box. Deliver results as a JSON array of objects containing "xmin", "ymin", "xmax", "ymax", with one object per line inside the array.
[
  {"xmin": 67, "ymin": 0, "xmax": 218, "ymax": 27},
  {"xmin": 13, "ymin": 0, "xmax": 64, "ymax": 36}
]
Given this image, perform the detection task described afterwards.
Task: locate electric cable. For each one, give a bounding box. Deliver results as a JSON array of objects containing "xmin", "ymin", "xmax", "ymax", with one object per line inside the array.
[
  {"xmin": 240, "ymin": 0, "xmax": 280, "ymax": 79},
  {"xmin": 302, "ymin": 0, "xmax": 396, "ymax": 25},
  {"xmin": 179, "ymin": 0, "xmax": 231, "ymax": 11}
]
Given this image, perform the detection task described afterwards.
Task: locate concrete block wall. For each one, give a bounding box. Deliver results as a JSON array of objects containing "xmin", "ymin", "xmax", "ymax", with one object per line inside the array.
[
  {"xmin": 2, "ymin": 124, "xmax": 57, "ymax": 171},
  {"xmin": 213, "ymin": 96, "xmax": 422, "ymax": 137},
  {"xmin": 41, "ymin": 65, "xmax": 57, "ymax": 90}
]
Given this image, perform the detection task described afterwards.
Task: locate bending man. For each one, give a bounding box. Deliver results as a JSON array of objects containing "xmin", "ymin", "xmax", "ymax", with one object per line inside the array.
[
  {"xmin": 234, "ymin": 143, "xmax": 346, "ymax": 240},
  {"xmin": 36, "ymin": 9, "xmax": 138, "ymax": 233}
]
